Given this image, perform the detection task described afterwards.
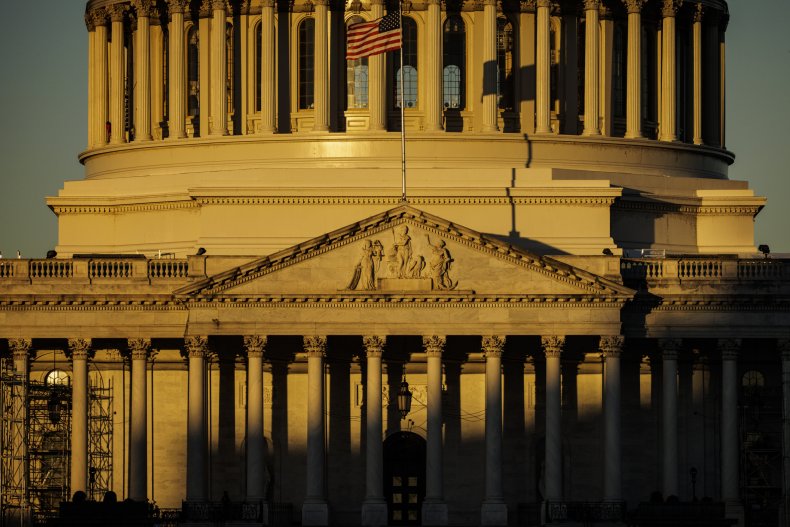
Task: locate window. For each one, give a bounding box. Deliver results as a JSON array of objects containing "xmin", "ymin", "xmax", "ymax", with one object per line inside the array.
[
  {"xmin": 613, "ymin": 24, "xmax": 626, "ymax": 119},
  {"xmin": 346, "ymin": 16, "xmax": 369, "ymax": 109},
  {"xmin": 392, "ymin": 17, "xmax": 418, "ymax": 108},
  {"xmin": 45, "ymin": 370, "xmax": 70, "ymax": 386},
  {"xmin": 742, "ymin": 370, "xmax": 765, "ymax": 389},
  {"xmin": 299, "ymin": 18, "xmax": 315, "ymax": 110},
  {"xmin": 443, "ymin": 15, "xmax": 465, "ymax": 109},
  {"xmin": 187, "ymin": 26, "xmax": 200, "ymax": 117},
  {"xmin": 497, "ymin": 17, "xmax": 514, "ymax": 111}
]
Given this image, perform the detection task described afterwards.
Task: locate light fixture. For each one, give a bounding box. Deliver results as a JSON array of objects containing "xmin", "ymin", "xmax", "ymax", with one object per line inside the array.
[
  {"xmin": 397, "ymin": 377, "xmax": 412, "ymax": 419},
  {"xmin": 47, "ymin": 393, "xmax": 63, "ymax": 425}
]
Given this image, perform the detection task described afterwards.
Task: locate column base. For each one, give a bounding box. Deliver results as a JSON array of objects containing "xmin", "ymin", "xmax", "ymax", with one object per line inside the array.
[
  {"xmin": 481, "ymin": 500, "xmax": 508, "ymax": 525},
  {"xmin": 301, "ymin": 499, "xmax": 329, "ymax": 526},
  {"xmin": 421, "ymin": 500, "xmax": 448, "ymax": 526},
  {"xmin": 724, "ymin": 500, "xmax": 744, "ymax": 527},
  {"xmin": 361, "ymin": 498, "xmax": 388, "ymax": 526}
]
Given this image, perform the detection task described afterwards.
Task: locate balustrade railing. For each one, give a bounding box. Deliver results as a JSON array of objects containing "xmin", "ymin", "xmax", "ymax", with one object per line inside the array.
[
  {"xmin": 29, "ymin": 259, "xmax": 73, "ymax": 278},
  {"xmin": 546, "ymin": 500, "xmax": 626, "ymax": 523},
  {"xmin": 738, "ymin": 259, "xmax": 788, "ymax": 279},
  {"xmin": 89, "ymin": 260, "xmax": 133, "ymax": 279},
  {"xmin": 148, "ymin": 259, "xmax": 189, "ymax": 279},
  {"xmin": 678, "ymin": 259, "xmax": 721, "ymax": 279},
  {"xmin": 621, "ymin": 259, "xmax": 664, "ymax": 280},
  {"xmin": 0, "ymin": 261, "xmax": 14, "ymax": 278}
]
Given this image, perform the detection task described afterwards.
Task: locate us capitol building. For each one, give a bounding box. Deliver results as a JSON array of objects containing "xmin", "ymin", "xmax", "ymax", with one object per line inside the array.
[{"xmin": 1, "ymin": 0, "xmax": 789, "ymax": 526}]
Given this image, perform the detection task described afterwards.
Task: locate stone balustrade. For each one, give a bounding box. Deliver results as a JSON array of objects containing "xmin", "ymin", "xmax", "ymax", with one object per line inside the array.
[
  {"xmin": 621, "ymin": 257, "xmax": 790, "ymax": 282},
  {"xmin": 0, "ymin": 257, "xmax": 194, "ymax": 283}
]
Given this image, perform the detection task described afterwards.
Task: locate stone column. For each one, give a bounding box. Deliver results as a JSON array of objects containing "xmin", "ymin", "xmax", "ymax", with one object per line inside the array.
[
  {"xmin": 244, "ymin": 336, "xmax": 268, "ymax": 508},
  {"xmin": 601, "ymin": 336, "xmax": 624, "ymax": 501},
  {"xmin": 128, "ymin": 338, "xmax": 151, "ymax": 501},
  {"xmin": 779, "ymin": 339, "xmax": 790, "ymax": 523},
  {"xmin": 259, "ymin": 0, "xmax": 276, "ymax": 133},
  {"xmin": 362, "ymin": 336, "xmax": 387, "ymax": 526},
  {"xmin": 312, "ymin": 0, "xmax": 329, "ymax": 132},
  {"xmin": 583, "ymin": 0, "xmax": 600, "ymax": 135},
  {"xmin": 167, "ymin": 0, "xmax": 188, "ymax": 139},
  {"xmin": 422, "ymin": 335, "xmax": 448, "ymax": 525},
  {"xmin": 542, "ymin": 335, "xmax": 565, "ymax": 501},
  {"xmin": 367, "ymin": 0, "xmax": 386, "ymax": 132},
  {"xmin": 424, "ymin": 0, "xmax": 442, "ymax": 132},
  {"xmin": 133, "ymin": 1, "xmax": 153, "ymax": 141},
  {"xmin": 659, "ymin": 0, "xmax": 680, "ymax": 142},
  {"xmin": 535, "ymin": 0, "xmax": 552, "ymax": 134},
  {"xmin": 86, "ymin": 15, "xmax": 96, "ymax": 147},
  {"xmin": 659, "ymin": 338, "xmax": 680, "ymax": 498},
  {"xmin": 719, "ymin": 339, "xmax": 740, "ymax": 501},
  {"xmin": 692, "ymin": 4, "xmax": 703, "ymax": 145},
  {"xmin": 481, "ymin": 0, "xmax": 499, "ymax": 133},
  {"xmin": 185, "ymin": 336, "xmax": 208, "ymax": 501},
  {"xmin": 92, "ymin": 9, "xmax": 109, "ymax": 146},
  {"xmin": 622, "ymin": 0, "xmax": 644, "ymax": 139},
  {"xmin": 108, "ymin": 4, "xmax": 127, "ymax": 144},
  {"xmin": 68, "ymin": 338, "xmax": 92, "ymax": 495},
  {"xmin": 9, "ymin": 338, "xmax": 32, "ymax": 509},
  {"xmin": 303, "ymin": 336, "xmax": 329, "ymax": 525},
  {"xmin": 210, "ymin": 0, "xmax": 229, "ymax": 135},
  {"xmin": 481, "ymin": 336, "xmax": 507, "ymax": 525}
]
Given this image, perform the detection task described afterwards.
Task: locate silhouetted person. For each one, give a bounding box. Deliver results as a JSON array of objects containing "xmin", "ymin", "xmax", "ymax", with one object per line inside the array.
[
  {"xmin": 72, "ymin": 490, "xmax": 87, "ymax": 503},
  {"xmin": 221, "ymin": 490, "xmax": 231, "ymax": 520},
  {"xmin": 103, "ymin": 490, "xmax": 117, "ymax": 504},
  {"xmin": 649, "ymin": 491, "xmax": 663, "ymax": 504}
]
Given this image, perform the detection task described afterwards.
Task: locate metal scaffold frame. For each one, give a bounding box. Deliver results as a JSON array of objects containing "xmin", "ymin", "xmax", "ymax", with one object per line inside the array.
[{"xmin": 1, "ymin": 362, "xmax": 114, "ymax": 526}]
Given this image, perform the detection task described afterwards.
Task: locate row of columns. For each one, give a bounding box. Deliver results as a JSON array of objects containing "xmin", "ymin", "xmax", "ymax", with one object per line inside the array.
[
  {"xmin": 4, "ymin": 333, "xmax": 761, "ymax": 521},
  {"xmin": 85, "ymin": 0, "xmax": 723, "ymax": 146}
]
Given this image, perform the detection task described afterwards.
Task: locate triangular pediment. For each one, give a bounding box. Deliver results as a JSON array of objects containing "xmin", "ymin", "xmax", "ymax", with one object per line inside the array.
[{"xmin": 175, "ymin": 206, "xmax": 633, "ymax": 302}]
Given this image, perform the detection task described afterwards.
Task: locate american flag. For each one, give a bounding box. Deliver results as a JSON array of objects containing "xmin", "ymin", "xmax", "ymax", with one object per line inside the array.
[{"xmin": 346, "ymin": 11, "xmax": 401, "ymax": 60}]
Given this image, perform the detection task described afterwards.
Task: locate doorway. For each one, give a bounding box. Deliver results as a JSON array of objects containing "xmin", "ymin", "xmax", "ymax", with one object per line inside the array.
[{"xmin": 383, "ymin": 431, "xmax": 426, "ymax": 525}]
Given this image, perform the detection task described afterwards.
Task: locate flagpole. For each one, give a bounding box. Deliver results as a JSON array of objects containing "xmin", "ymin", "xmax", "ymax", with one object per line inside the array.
[{"xmin": 399, "ymin": 1, "xmax": 407, "ymax": 203}]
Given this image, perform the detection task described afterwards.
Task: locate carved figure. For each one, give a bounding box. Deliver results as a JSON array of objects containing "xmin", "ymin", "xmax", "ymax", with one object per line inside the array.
[
  {"xmin": 348, "ymin": 239, "xmax": 383, "ymax": 290},
  {"xmin": 426, "ymin": 235, "xmax": 456, "ymax": 289},
  {"xmin": 389, "ymin": 225, "xmax": 424, "ymax": 278}
]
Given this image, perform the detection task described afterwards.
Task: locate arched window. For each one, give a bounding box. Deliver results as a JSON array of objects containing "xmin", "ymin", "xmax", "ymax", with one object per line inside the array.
[
  {"xmin": 187, "ymin": 26, "xmax": 200, "ymax": 118},
  {"xmin": 613, "ymin": 23, "xmax": 626, "ymax": 119},
  {"xmin": 226, "ymin": 22, "xmax": 235, "ymax": 119},
  {"xmin": 392, "ymin": 16, "xmax": 418, "ymax": 109},
  {"xmin": 443, "ymin": 15, "xmax": 465, "ymax": 110},
  {"xmin": 346, "ymin": 16, "xmax": 369, "ymax": 109},
  {"xmin": 45, "ymin": 370, "xmax": 70, "ymax": 386},
  {"xmin": 299, "ymin": 18, "xmax": 315, "ymax": 110},
  {"xmin": 496, "ymin": 17, "xmax": 514, "ymax": 111},
  {"xmin": 742, "ymin": 370, "xmax": 765, "ymax": 389}
]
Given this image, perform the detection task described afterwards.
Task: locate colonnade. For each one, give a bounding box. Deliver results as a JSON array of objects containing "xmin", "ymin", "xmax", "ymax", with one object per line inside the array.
[
  {"xmin": 5, "ymin": 333, "xmax": 768, "ymax": 525},
  {"xmin": 83, "ymin": 0, "xmax": 726, "ymax": 146}
]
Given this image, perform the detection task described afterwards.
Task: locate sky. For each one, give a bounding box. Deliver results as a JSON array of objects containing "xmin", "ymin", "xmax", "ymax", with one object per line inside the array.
[{"xmin": 0, "ymin": 1, "xmax": 788, "ymax": 258}]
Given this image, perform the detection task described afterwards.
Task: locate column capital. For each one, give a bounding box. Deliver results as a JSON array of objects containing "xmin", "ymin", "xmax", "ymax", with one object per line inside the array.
[
  {"xmin": 536, "ymin": 0, "xmax": 551, "ymax": 8},
  {"xmin": 199, "ymin": 0, "xmax": 212, "ymax": 17},
  {"xmin": 426, "ymin": 0, "xmax": 441, "ymax": 5},
  {"xmin": 131, "ymin": 0, "xmax": 156, "ymax": 16},
  {"xmin": 541, "ymin": 335, "xmax": 565, "ymax": 358},
  {"xmin": 243, "ymin": 335, "xmax": 268, "ymax": 358},
  {"xmin": 260, "ymin": 0, "xmax": 276, "ymax": 6},
  {"xmin": 167, "ymin": 0, "xmax": 190, "ymax": 14},
  {"xmin": 423, "ymin": 335, "xmax": 446, "ymax": 357},
  {"xmin": 718, "ymin": 338, "xmax": 741, "ymax": 360},
  {"xmin": 583, "ymin": 0, "xmax": 600, "ymax": 11},
  {"xmin": 692, "ymin": 2, "xmax": 704, "ymax": 23},
  {"xmin": 483, "ymin": 0, "xmax": 497, "ymax": 6},
  {"xmin": 8, "ymin": 338, "xmax": 32, "ymax": 360},
  {"xmin": 599, "ymin": 3, "xmax": 613, "ymax": 18},
  {"xmin": 778, "ymin": 339, "xmax": 790, "ymax": 361},
  {"xmin": 107, "ymin": 4, "xmax": 128, "ymax": 22},
  {"xmin": 67, "ymin": 338, "xmax": 93, "ymax": 360},
  {"xmin": 184, "ymin": 336, "xmax": 209, "ymax": 358},
  {"xmin": 304, "ymin": 335, "xmax": 327, "ymax": 357},
  {"xmin": 127, "ymin": 338, "xmax": 152, "ymax": 360},
  {"xmin": 88, "ymin": 7, "xmax": 109, "ymax": 27},
  {"xmin": 85, "ymin": 12, "xmax": 97, "ymax": 31},
  {"xmin": 621, "ymin": 0, "xmax": 647, "ymax": 14},
  {"xmin": 600, "ymin": 335, "xmax": 625, "ymax": 358},
  {"xmin": 482, "ymin": 335, "xmax": 505, "ymax": 358},
  {"xmin": 658, "ymin": 338, "xmax": 682, "ymax": 360},
  {"xmin": 363, "ymin": 336, "xmax": 386, "ymax": 357},
  {"xmin": 520, "ymin": 0, "xmax": 536, "ymax": 13},
  {"xmin": 210, "ymin": 0, "xmax": 228, "ymax": 10},
  {"xmin": 661, "ymin": 0, "xmax": 682, "ymax": 18}
]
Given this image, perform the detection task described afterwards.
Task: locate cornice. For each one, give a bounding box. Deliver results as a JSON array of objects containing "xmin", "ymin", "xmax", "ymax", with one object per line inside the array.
[{"xmin": 613, "ymin": 199, "xmax": 762, "ymax": 217}]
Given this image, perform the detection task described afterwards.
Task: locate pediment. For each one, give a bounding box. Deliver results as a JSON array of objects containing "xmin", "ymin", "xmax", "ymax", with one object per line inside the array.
[{"xmin": 175, "ymin": 206, "xmax": 633, "ymax": 302}]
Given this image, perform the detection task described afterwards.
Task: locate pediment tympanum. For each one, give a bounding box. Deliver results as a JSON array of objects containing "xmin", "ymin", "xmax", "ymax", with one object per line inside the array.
[{"xmin": 175, "ymin": 206, "xmax": 633, "ymax": 303}]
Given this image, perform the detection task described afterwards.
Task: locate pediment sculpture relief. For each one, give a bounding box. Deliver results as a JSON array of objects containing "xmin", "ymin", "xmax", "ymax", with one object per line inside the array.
[{"xmin": 346, "ymin": 226, "xmax": 457, "ymax": 292}]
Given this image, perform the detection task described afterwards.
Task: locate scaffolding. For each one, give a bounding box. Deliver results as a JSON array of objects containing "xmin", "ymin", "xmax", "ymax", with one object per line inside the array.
[{"xmin": 0, "ymin": 365, "xmax": 113, "ymax": 526}]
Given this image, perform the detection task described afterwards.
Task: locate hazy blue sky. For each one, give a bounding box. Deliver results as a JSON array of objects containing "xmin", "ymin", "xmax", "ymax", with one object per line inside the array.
[{"xmin": 1, "ymin": 1, "xmax": 788, "ymax": 257}]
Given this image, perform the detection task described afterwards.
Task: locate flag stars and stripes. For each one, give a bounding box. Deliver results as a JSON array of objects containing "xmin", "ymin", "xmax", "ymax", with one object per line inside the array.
[{"xmin": 346, "ymin": 11, "xmax": 402, "ymax": 60}]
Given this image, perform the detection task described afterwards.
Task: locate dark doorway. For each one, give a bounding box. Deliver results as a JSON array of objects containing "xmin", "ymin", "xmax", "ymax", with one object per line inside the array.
[{"xmin": 384, "ymin": 431, "xmax": 426, "ymax": 525}]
